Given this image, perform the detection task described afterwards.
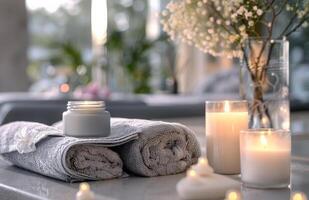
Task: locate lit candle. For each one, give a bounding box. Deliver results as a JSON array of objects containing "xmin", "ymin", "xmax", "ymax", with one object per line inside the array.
[
  {"xmin": 186, "ymin": 169, "xmax": 200, "ymax": 184},
  {"xmin": 240, "ymin": 129, "xmax": 291, "ymax": 188},
  {"xmin": 176, "ymin": 157, "xmax": 240, "ymax": 200},
  {"xmin": 225, "ymin": 190, "xmax": 242, "ymax": 200},
  {"xmin": 76, "ymin": 183, "xmax": 95, "ymax": 200},
  {"xmin": 185, "ymin": 158, "xmax": 215, "ymax": 184},
  {"xmin": 205, "ymin": 100, "xmax": 248, "ymax": 174},
  {"xmin": 291, "ymin": 192, "xmax": 308, "ymax": 200},
  {"xmin": 191, "ymin": 157, "xmax": 214, "ymax": 176}
]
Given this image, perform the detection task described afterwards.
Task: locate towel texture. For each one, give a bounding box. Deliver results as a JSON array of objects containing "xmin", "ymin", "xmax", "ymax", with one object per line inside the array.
[
  {"xmin": 0, "ymin": 122, "xmax": 137, "ymax": 182},
  {"xmin": 112, "ymin": 118, "xmax": 201, "ymax": 176}
]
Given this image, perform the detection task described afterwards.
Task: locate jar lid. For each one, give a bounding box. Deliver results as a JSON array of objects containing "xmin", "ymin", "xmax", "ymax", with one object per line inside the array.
[{"xmin": 67, "ymin": 101, "xmax": 105, "ymax": 111}]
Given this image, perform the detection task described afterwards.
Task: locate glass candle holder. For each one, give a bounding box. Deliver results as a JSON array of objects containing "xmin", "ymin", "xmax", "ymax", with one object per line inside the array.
[
  {"xmin": 240, "ymin": 129, "xmax": 291, "ymax": 188},
  {"xmin": 205, "ymin": 100, "xmax": 248, "ymax": 175}
]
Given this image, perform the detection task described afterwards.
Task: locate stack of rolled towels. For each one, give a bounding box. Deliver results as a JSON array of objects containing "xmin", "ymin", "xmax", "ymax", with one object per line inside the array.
[{"xmin": 0, "ymin": 118, "xmax": 201, "ymax": 182}]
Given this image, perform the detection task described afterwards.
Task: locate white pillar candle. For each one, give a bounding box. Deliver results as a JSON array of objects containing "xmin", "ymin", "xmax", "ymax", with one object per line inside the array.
[
  {"xmin": 240, "ymin": 129, "xmax": 291, "ymax": 188},
  {"xmin": 206, "ymin": 100, "xmax": 248, "ymax": 174}
]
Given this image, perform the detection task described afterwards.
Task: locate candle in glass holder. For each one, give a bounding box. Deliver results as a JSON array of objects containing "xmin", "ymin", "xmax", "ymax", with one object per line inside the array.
[
  {"xmin": 240, "ymin": 129, "xmax": 291, "ymax": 188},
  {"xmin": 205, "ymin": 100, "xmax": 248, "ymax": 174}
]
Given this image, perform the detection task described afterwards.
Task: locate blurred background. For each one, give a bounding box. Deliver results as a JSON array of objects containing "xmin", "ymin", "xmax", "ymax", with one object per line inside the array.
[
  {"xmin": 0, "ymin": 0, "xmax": 308, "ymax": 98},
  {"xmin": 0, "ymin": 0, "xmax": 308, "ymax": 129},
  {"xmin": 0, "ymin": 0, "xmax": 258, "ymax": 95}
]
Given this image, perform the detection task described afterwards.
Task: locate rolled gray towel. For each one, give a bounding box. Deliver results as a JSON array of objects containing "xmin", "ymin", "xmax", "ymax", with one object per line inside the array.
[
  {"xmin": 0, "ymin": 122, "xmax": 137, "ymax": 182},
  {"xmin": 112, "ymin": 118, "xmax": 201, "ymax": 177},
  {"xmin": 55, "ymin": 118, "xmax": 201, "ymax": 176}
]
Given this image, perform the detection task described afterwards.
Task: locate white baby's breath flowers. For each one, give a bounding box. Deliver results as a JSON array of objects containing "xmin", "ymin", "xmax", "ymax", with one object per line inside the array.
[
  {"xmin": 256, "ymin": 9, "xmax": 263, "ymax": 16},
  {"xmin": 161, "ymin": 0, "xmax": 309, "ymax": 59},
  {"xmin": 161, "ymin": 0, "xmax": 264, "ymax": 58},
  {"xmin": 161, "ymin": 0, "xmax": 263, "ymax": 57}
]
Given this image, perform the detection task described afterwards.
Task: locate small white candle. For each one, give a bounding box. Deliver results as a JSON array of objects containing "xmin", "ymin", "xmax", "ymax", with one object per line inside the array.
[
  {"xmin": 291, "ymin": 192, "xmax": 308, "ymax": 200},
  {"xmin": 240, "ymin": 129, "xmax": 291, "ymax": 188},
  {"xmin": 206, "ymin": 100, "xmax": 248, "ymax": 174},
  {"xmin": 225, "ymin": 190, "xmax": 242, "ymax": 200},
  {"xmin": 186, "ymin": 169, "xmax": 201, "ymax": 184},
  {"xmin": 177, "ymin": 164, "xmax": 240, "ymax": 200},
  {"xmin": 76, "ymin": 183, "xmax": 95, "ymax": 200},
  {"xmin": 191, "ymin": 157, "xmax": 214, "ymax": 176}
]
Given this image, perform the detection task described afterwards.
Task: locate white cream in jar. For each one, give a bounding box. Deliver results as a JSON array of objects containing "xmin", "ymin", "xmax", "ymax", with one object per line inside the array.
[{"xmin": 63, "ymin": 101, "xmax": 110, "ymax": 137}]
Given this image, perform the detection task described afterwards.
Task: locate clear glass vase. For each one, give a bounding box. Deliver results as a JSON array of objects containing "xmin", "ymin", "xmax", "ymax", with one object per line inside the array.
[{"xmin": 240, "ymin": 38, "xmax": 289, "ymax": 129}]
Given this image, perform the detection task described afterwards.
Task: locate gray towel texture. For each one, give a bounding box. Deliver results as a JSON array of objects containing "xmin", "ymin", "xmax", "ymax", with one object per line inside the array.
[
  {"xmin": 111, "ymin": 118, "xmax": 201, "ymax": 176},
  {"xmin": 0, "ymin": 118, "xmax": 201, "ymax": 181},
  {"xmin": 0, "ymin": 122, "xmax": 137, "ymax": 182}
]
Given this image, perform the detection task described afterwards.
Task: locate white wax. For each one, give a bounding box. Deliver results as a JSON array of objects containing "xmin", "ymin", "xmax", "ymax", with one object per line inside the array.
[
  {"xmin": 241, "ymin": 147, "xmax": 290, "ymax": 188},
  {"xmin": 177, "ymin": 173, "xmax": 240, "ymax": 200},
  {"xmin": 191, "ymin": 158, "xmax": 214, "ymax": 176},
  {"xmin": 76, "ymin": 191, "xmax": 95, "ymax": 200},
  {"xmin": 206, "ymin": 112, "xmax": 248, "ymax": 174}
]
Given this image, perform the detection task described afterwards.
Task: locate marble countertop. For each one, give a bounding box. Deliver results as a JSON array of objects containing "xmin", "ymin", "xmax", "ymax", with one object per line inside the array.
[{"xmin": 0, "ymin": 117, "xmax": 308, "ymax": 200}]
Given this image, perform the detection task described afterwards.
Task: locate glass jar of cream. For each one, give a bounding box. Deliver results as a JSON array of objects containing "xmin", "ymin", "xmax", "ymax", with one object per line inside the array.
[{"xmin": 63, "ymin": 101, "xmax": 110, "ymax": 137}]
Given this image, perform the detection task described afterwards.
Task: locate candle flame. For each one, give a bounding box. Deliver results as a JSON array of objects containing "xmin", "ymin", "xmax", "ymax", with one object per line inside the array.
[
  {"xmin": 187, "ymin": 169, "xmax": 197, "ymax": 177},
  {"xmin": 224, "ymin": 101, "xmax": 230, "ymax": 112},
  {"xmin": 226, "ymin": 190, "xmax": 242, "ymax": 200},
  {"xmin": 292, "ymin": 192, "xmax": 308, "ymax": 200},
  {"xmin": 79, "ymin": 182, "xmax": 90, "ymax": 192},
  {"xmin": 260, "ymin": 135, "xmax": 268, "ymax": 147},
  {"xmin": 229, "ymin": 192, "xmax": 237, "ymax": 200},
  {"xmin": 198, "ymin": 157, "xmax": 208, "ymax": 165}
]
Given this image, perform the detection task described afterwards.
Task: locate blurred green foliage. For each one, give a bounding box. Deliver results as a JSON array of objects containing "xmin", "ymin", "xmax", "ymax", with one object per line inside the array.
[{"xmin": 27, "ymin": 0, "xmax": 174, "ymax": 93}]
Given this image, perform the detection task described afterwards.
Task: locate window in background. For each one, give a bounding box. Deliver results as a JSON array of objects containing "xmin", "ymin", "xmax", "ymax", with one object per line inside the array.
[
  {"xmin": 26, "ymin": 0, "xmax": 176, "ymax": 95},
  {"xmin": 26, "ymin": 0, "xmax": 92, "ymax": 94},
  {"xmin": 26, "ymin": 0, "xmax": 309, "ymax": 103}
]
